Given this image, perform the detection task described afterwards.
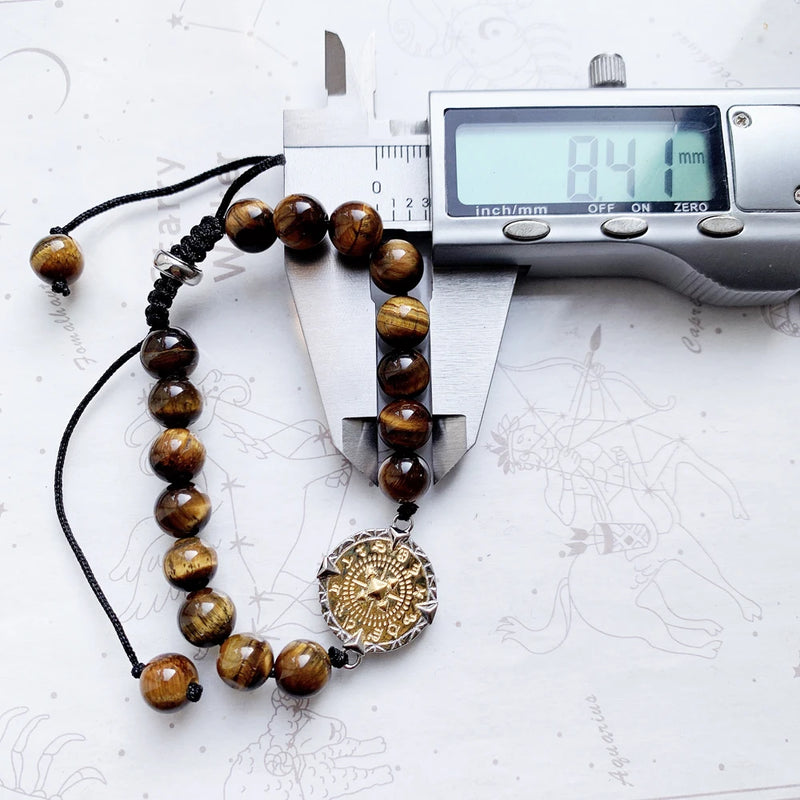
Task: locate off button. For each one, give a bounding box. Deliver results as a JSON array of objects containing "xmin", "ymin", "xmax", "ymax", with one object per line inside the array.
[{"xmin": 502, "ymin": 219, "xmax": 551, "ymax": 241}]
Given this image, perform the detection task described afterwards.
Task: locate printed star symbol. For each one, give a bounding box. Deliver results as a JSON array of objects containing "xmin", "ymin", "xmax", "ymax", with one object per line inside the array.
[
  {"xmin": 168, "ymin": 13, "xmax": 183, "ymax": 28},
  {"xmin": 0, "ymin": 503, "xmax": 6, "ymax": 518},
  {"xmin": 221, "ymin": 477, "xmax": 245, "ymax": 493},
  {"xmin": 229, "ymin": 532, "xmax": 254, "ymax": 552},
  {"xmin": 0, "ymin": 211, "xmax": 8, "ymax": 233}
]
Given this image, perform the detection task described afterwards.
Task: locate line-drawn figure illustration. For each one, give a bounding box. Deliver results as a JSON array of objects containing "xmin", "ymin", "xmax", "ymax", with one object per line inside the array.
[
  {"xmin": 388, "ymin": 0, "xmax": 576, "ymax": 88},
  {"xmin": 0, "ymin": 707, "xmax": 105, "ymax": 798},
  {"xmin": 224, "ymin": 693, "xmax": 393, "ymax": 799},
  {"xmin": 489, "ymin": 327, "xmax": 760, "ymax": 658}
]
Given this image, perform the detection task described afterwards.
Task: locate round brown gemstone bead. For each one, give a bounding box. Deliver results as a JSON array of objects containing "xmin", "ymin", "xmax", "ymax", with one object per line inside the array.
[
  {"xmin": 328, "ymin": 201, "xmax": 383, "ymax": 258},
  {"xmin": 274, "ymin": 640, "xmax": 331, "ymax": 697},
  {"xmin": 30, "ymin": 234, "xmax": 84, "ymax": 288},
  {"xmin": 149, "ymin": 428, "xmax": 206, "ymax": 484},
  {"xmin": 224, "ymin": 198, "xmax": 277, "ymax": 253},
  {"xmin": 154, "ymin": 484, "xmax": 211, "ymax": 537},
  {"xmin": 378, "ymin": 400, "xmax": 433, "ymax": 450},
  {"xmin": 370, "ymin": 239, "xmax": 423, "ymax": 294},
  {"xmin": 376, "ymin": 296, "xmax": 429, "ymax": 348},
  {"xmin": 140, "ymin": 328, "xmax": 199, "ymax": 378},
  {"xmin": 163, "ymin": 537, "xmax": 218, "ymax": 591},
  {"xmin": 377, "ymin": 350, "xmax": 430, "ymax": 398},
  {"xmin": 148, "ymin": 378, "xmax": 203, "ymax": 428},
  {"xmin": 139, "ymin": 653, "xmax": 198, "ymax": 712},
  {"xmin": 178, "ymin": 587, "xmax": 236, "ymax": 647},
  {"xmin": 273, "ymin": 194, "xmax": 328, "ymax": 250},
  {"xmin": 378, "ymin": 452, "xmax": 431, "ymax": 502},
  {"xmin": 217, "ymin": 634, "xmax": 274, "ymax": 691}
]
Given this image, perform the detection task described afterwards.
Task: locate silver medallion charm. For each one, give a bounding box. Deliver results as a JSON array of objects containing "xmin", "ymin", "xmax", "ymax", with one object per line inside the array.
[{"xmin": 318, "ymin": 526, "xmax": 437, "ymax": 658}]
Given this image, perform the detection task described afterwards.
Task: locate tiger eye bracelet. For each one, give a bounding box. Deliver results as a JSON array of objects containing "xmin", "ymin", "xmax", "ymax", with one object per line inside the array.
[{"xmin": 34, "ymin": 156, "xmax": 438, "ymax": 712}]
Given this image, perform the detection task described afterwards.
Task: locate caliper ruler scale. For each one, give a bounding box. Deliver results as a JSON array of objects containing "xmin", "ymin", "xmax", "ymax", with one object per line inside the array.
[{"xmin": 284, "ymin": 34, "xmax": 800, "ymax": 485}]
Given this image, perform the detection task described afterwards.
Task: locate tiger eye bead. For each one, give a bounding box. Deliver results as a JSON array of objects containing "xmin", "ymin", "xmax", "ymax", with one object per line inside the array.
[
  {"xmin": 377, "ymin": 350, "xmax": 430, "ymax": 398},
  {"xmin": 163, "ymin": 537, "xmax": 218, "ymax": 591},
  {"xmin": 30, "ymin": 234, "xmax": 84, "ymax": 290},
  {"xmin": 139, "ymin": 653, "xmax": 198, "ymax": 712},
  {"xmin": 178, "ymin": 587, "xmax": 236, "ymax": 647},
  {"xmin": 149, "ymin": 428, "xmax": 206, "ymax": 483},
  {"xmin": 328, "ymin": 201, "xmax": 383, "ymax": 258},
  {"xmin": 273, "ymin": 194, "xmax": 328, "ymax": 250},
  {"xmin": 274, "ymin": 640, "xmax": 331, "ymax": 697},
  {"xmin": 376, "ymin": 296, "xmax": 429, "ymax": 348},
  {"xmin": 370, "ymin": 239, "xmax": 423, "ymax": 294},
  {"xmin": 224, "ymin": 198, "xmax": 277, "ymax": 253},
  {"xmin": 140, "ymin": 328, "xmax": 199, "ymax": 378},
  {"xmin": 217, "ymin": 634, "xmax": 274, "ymax": 690},
  {"xmin": 154, "ymin": 484, "xmax": 212, "ymax": 536},
  {"xmin": 378, "ymin": 400, "xmax": 433, "ymax": 450},
  {"xmin": 378, "ymin": 452, "xmax": 432, "ymax": 502},
  {"xmin": 148, "ymin": 378, "xmax": 203, "ymax": 428}
]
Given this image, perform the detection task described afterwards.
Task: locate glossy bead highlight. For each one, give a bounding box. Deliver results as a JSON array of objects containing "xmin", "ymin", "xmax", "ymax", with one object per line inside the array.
[
  {"xmin": 274, "ymin": 640, "xmax": 331, "ymax": 697},
  {"xmin": 224, "ymin": 198, "xmax": 277, "ymax": 253},
  {"xmin": 217, "ymin": 634, "xmax": 274, "ymax": 690},
  {"xmin": 377, "ymin": 350, "xmax": 430, "ymax": 398},
  {"xmin": 139, "ymin": 653, "xmax": 198, "ymax": 712},
  {"xmin": 328, "ymin": 201, "xmax": 383, "ymax": 258},
  {"xmin": 378, "ymin": 400, "xmax": 433, "ymax": 450},
  {"xmin": 163, "ymin": 537, "xmax": 218, "ymax": 591},
  {"xmin": 140, "ymin": 328, "xmax": 199, "ymax": 378},
  {"xmin": 376, "ymin": 296, "xmax": 429, "ymax": 348},
  {"xmin": 149, "ymin": 428, "xmax": 206, "ymax": 484},
  {"xmin": 30, "ymin": 234, "xmax": 84, "ymax": 290},
  {"xmin": 148, "ymin": 378, "xmax": 203, "ymax": 428},
  {"xmin": 378, "ymin": 452, "xmax": 432, "ymax": 502},
  {"xmin": 370, "ymin": 239, "xmax": 423, "ymax": 294},
  {"xmin": 178, "ymin": 587, "xmax": 236, "ymax": 647},
  {"xmin": 273, "ymin": 194, "xmax": 328, "ymax": 250},
  {"xmin": 154, "ymin": 484, "xmax": 212, "ymax": 536}
]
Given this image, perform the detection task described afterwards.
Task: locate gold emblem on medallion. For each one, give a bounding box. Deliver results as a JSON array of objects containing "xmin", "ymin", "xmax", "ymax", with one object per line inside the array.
[{"xmin": 318, "ymin": 529, "xmax": 437, "ymax": 654}]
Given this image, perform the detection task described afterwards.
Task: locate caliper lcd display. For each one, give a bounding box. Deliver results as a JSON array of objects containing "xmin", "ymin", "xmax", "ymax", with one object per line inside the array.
[{"xmin": 445, "ymin": 106, "xmax": 728, "ymax": 216}]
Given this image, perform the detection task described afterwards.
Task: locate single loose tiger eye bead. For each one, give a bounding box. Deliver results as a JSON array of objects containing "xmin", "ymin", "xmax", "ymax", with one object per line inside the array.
[
  {"xmin": 378, "ymin": 452, "xmax": 432, "ymax": 502},
  {"xmin": 30, "ymin": 234, "xmax": 84, "ymax": 290},
  {"xmin": 178, "ymin": 587, "xmax": 236, "ymax": 647},
  {"xmin": 148, "ymin": 378, "xmax": 203, "ymax": 428},
  {"xmin": 377, "ymin": 350, "xmax": 430, "ymax": 398},
  {"xmin": 149, "ymin": 428, "xmax": 206, "ymax": 483},
  {"xmin": 224, "ymin": 198, "xmax": 277, "ymax": 253},
  {"xmin": 273, "ymin": 194, "xmax": 328, "ymax": 250},
  {"xmin": 378, "ymin": 400, "xmax": 433, "ymax": 450},
  {"xmin": 154, "ymin": 484, "xmax": 212, "ymax": 536},
  {"xmin": 328, "ymin": 201, "xmax": 383, "ymax": 258},
  {"xmin": 274, "ymin": 640, "xmax": 331, "ymax": 697},
  {"xmin": 370, "ymin": 239, "xmax": 423, "ymax": 294},
  {"xmin": 140, "ymin": 328, "xmax": 199, "ymax": 378},
  {"xmin": 139, "ymin": 653, "xmax": 198, "ymax": 712},
  {"xmin": 376, "ymin": 296, "xmax": 429, "ymax": 348},
  {"xmin": 163, "ymin": 537, "xmax": 218, "ymax": 591},
  {"xmin": 217, "ymin": 634, "xmax": 274, "ymax": 690}
]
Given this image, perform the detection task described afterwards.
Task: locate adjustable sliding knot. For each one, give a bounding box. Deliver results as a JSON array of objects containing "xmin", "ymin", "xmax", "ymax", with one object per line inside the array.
[
  {"xmin": 169, "ymin": 215, "xmax": 223, "ymax": 265},
  {"xmin": 396, "ymin": 502, "xmax": 418, "ymax": 522},
  {"xmin": 51, "ymin": 279, "xmax": 71, "ymax": 297}
]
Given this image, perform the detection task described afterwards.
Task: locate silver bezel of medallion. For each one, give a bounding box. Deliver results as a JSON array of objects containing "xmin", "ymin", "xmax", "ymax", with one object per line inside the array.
[{"xmin": 317, "ymin": 528, "xmax": 438, "ymax": 655}]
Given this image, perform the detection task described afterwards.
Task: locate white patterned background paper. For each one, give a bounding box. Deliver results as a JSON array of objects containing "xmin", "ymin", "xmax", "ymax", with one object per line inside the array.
[{"xmin": 2, "ymin": 1, "xmax": 800, "ymax": 798}]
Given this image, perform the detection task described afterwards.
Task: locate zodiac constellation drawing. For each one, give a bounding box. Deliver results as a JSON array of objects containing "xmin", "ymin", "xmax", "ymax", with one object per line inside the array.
[
  {"xmin": 489, "ymin": 327, "xmax": 760, "ymax": 658},
  {"xmin": 110, "ymin": 366, "xmax": 395, "ymax": 797},
  {"xmin": 387, "ymin": 0, "xmax": 577, "ymax": 88},
  {"xmin": 0, "ymin": 707, "xmax": 105, "ymax": 799},
  {"xmin": 224, "ymin": 694, "xmax": 393, "ymax": 799}
]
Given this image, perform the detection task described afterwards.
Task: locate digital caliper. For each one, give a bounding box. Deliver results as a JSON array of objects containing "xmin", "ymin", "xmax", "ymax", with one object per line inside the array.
[{"xmin": 283, "ymin": 36, "xmax": 800, "ymax": 485}]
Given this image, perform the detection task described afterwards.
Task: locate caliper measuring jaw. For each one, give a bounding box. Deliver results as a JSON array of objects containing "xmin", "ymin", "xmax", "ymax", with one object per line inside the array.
[{"xmin": 282, "ymin": 32, "xmax": 518, "ymax": 484}]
